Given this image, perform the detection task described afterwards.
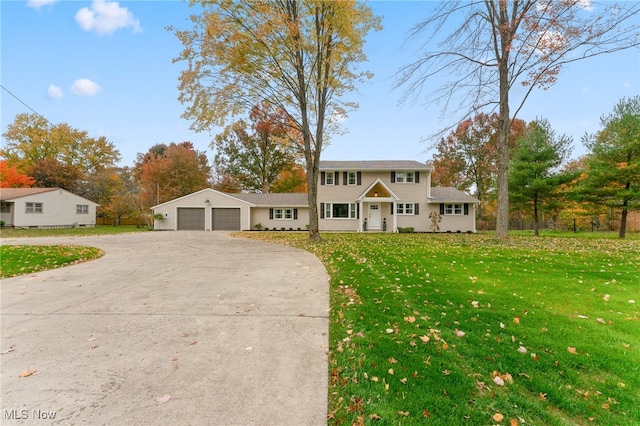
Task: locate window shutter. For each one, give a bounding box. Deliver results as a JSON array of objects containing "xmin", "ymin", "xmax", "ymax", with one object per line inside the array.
[
  {"xmin": 415, "ymin": 172, "xmax": 420, "ymax": 183},
  {"xmin": 269, "ymin": 208, "xmax": 274, "ymax": 219},
  {"xmin": 334, "ymin": 171, "xmax": 339, "ymax": 185},
  {"xmin": 320, "ymin": 171, "xmax": 325, "ymax": 185},
  {"xmin": 357, "ymin": 172, "xmax": 362, "ymax": 185},
  {"xmin": 464, "ymin": 203, "xmax": 469, "ymax": 215},
  {"xmin": 414, "ymin": 203, "xmax": 419, "ymax": 215},
  {"xmin": 343, "ymin": 172, "xmax": 348, "ymax": 185},
  {"xmin": 356, "ymin": 203, "xmax": 360, "ymax": 219},
  {"xmin": 294, "ymin": 208, "xmax": 298, "ymax": 220},
  {"xmin": 390, "ymin": 204, "xmax": 394, "ymax": 215},
  {"xmin": 440, "ymin": 204, "xmax": 445, "ymax": 215},
  {"xmin": 391, "ymin": 171, "xmax": 396, "ymax": 183},
  {"xmin": 320, "ymin": 203, "xmax": 325, "ymax": 219}
]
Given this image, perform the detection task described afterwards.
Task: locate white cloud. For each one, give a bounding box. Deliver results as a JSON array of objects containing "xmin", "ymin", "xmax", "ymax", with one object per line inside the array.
[
  {"xmin": 48, "ymin": 84, "xmax": 64, "ymax": 99},
  {"xmin": 71, "ymin": 79, "xmax": 101, "ymax": 96},
  {"xmin": 75, "ymin": 0, "xmax": 142, "ymax": 35},
  {"xmin": 27, "ymin": 0, "xmax": 58, "ymax": 10}
]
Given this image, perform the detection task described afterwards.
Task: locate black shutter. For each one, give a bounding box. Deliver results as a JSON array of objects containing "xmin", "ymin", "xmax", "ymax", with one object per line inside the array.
[
  {"xmin": 414, "ymin": 203, "xmax": 419, "ymax": 215},
  {"xmin": 390, "ymin": 204, "xmax": 394, "ymax": 215},
  {"xmin": 464, "ymin": 203, "xmax": 469, "ymax": 215},
  {"xmin": 415, "ymin": 172, "xmax": 420, "ymax": 183},
  {"xmin": 440, "ymin": 204, "xmax": 445, "ymax": 215},
  {"xmin": 294, "ymin": 208, "xmax": 298, "ymax": 220},
  {"xmin": 357, "ymin": 172, "xmax": 362, "ymax": 185},
  {"xmin": 320, "ymin": 171, "xmax": 325, "ymax": 185},
  {"xmin": 320, "ymin": 203, "xmax": 325, "ymax": 219},
  {"xmin": 334, "ymin": 171, "xmax": 339, "ymax": 185},
  {"xmin": 356, "ymin": 203, "xmax": 360, "ymax": 219},
  {"xmin": 391, "ymin": 171, "xmax": 396, "ymax": 183},
  {"xmin": 343, "ymin": 172, "xmax": 348, "ymax": 185},
  {"xmin": 269, "ymin": 208, "xmax": 274, "ymax": 219}
]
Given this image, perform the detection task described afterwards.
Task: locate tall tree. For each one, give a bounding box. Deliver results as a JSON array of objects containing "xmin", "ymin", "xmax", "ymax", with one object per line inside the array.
[
  {"xmin": 2, "ymin": 113, "xmax": 121, "ymax": 175},
  {"xmin": 579, "ymin": 96, "xmax": 640, "ymax": 238},
  {"xmin": 509, "ymin": 119, "xmax": 572, "ymax": 235},
  {"xmin": 429, "ymin": 113, "xmax": 525, "ymax": 221},
  {"xmin": 171, "ymin": 0, "xmax": 381, "ymax": 241},
  {"xmin": 0, "ymin": 159, "xmax": 35, "ymax": 188},
  {"xmin": 135, "ymin": 142, "xmax": 211, "ymax": 208},
  {"xmin": 397, "ymin": 1, "xmax": 640, "ymax": 239},
  {"xmin": 213, "ymin": 103, "xmax": 302, "ymax": 193}
]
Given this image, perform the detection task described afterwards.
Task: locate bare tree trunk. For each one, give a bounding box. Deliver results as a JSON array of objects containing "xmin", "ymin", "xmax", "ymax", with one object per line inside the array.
[
  {"xmin": 619, "ymin": 201, "xmax": 628, "ymax": 238},
  {"xmin": 496, "ymin": 58, "xmax": 511, "ymax": 240},
  {"xmin": 533, "ymin": 194, "xmax": 539, "ymax": 236}
]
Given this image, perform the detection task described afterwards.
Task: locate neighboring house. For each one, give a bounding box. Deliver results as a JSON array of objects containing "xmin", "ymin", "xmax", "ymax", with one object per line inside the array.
[
  {"xmin": 152, "ymin": 160, "xmax": 479, "ymax": 232},
  {"xmin": 0, "ymin": 188, "xmax": 99, "ymax": 229}
]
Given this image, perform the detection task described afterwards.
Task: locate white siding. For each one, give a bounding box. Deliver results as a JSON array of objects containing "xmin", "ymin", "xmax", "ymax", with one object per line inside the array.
[{"xmin": 10, "ymin": 189, "xmax": 97, "ymax": 228}]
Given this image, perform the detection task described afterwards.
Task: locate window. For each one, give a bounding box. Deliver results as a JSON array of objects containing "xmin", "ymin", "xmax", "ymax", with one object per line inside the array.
[
  {"xmin": 76, "ymin": 204, "xmax": 89, "ymax": 214},
  {"xmin": 0, "ymin": 203, "xmax": 10, "ymax": 213},
  {"xmin": 444, "ymin": 204, "xmax": 463, "ymax": 215},
  {"xmin": 324, "ymin": 203, "xmax": 357, "ymax": 219},
  {"xmin": 405, "ymin": 172, "xmax": 415, "ymax": 183},
  {"xmin": 274, "ymin": 208, "xmax": 294, "ymax": 220},
  {"xmin": 397, "ymin": 203, "xmax": 415, "ymax": 215},
  {"xmin": 25, "ymin": 202, "xmax": 43, "ymax": 213},
  {"xmin": 347, "ymin": 171, "xmax": 357, "ymax": 186},
  {"xmin": 325, "ymin": 172, "xmax": 334, "ymax": 185},
  {"xmin": 395, "ymin": 172, "xmax": 404, "ymax": 183}
]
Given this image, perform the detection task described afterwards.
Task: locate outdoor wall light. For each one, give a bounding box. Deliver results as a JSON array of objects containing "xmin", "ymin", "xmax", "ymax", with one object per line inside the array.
[
  {"xmin": 374, "ymin": 191, "xmax": 378, "ymax": 197},
  {"xmin": 204, "ymin": 198, "xmax": 210, "ymax": 204}
]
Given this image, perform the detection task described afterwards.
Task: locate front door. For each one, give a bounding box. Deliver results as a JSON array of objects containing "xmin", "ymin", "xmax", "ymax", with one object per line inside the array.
[{"xmin": 368, "ymin": 203, "xmax": 381, "ymax": 230}]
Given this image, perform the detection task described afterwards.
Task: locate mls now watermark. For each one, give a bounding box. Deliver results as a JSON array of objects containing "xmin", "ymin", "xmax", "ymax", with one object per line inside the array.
[{"xmin": 4, "ymin": 409, "xmax": 57, "ymax": 420}]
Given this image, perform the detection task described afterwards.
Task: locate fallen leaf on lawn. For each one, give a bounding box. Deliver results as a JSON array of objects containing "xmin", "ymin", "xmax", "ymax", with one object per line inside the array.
[
  {"xmin": 371, "ymin": 376, "xmax": 379, "ymax": 382},
  {"xmin": 385, "ymin": 328, "xmax": 394, "ymax": 334},
  {"xmin": 502, "ymin": 373, "xmax": 513, "ymax": 384},
  {"xmin": 509, "ymin": 419, "xmax": 519, "ymax": 426},
  {"xmin": 455, "ymin": 329, "xmax": 465, "ymax": 338},
  {"xmin": 404, "ymin": 316, "xmax": 416, "ymax": 323},
  {"xmin": 397, "ymin": 411, "xmax": 409, "ymax": 416},
  {"xmin": 442, "ymin": 370, "xmax": 451, "ymax": 376},
  {"xmin": 493, "ymin": 412, "xmax": 504, "ymax": 422},
  {"xmin": 19, "ymin": 369, "xmax": 37, "ymax": 378},
  {"xmin": 493, "ymin": 376, "xmax": 505, "ymax": 386},
  {"xmin": 388, "ymin": 357, "xmax": 398, "ymax": 364},
  {"xmin": 388, "ymin": 368, "xmax": 394, "ymax": 375},
  {"xmin": 577, "ymin": 315, "xmax": 588, "ymax": 319},
  {"xmin": 423, "ymin": 409, "xmax": 431, "ymax": 417},
  {"xmin": 400, "ymin": 377, "xmax": 407, "ymax": 384},
  {"xmin": 567, "ymin": 347, "xmax": 577, "ymax": 354},
  {"xmin": 370, "ymin": 413, "xmax": 381, "ymax": 421},
  {"xmin": 471, "ymin": 301, "xmax": 479, "ymax": 308},
  {"xmin": 518, "ymin": 346, "xmax": 527, "ymax": 354},
  {"xmin": 513, "ymin": 316, "xmax": 520, "ymax": 324},
  {"xmin": 539, "ymin": 392, "xmax": 547, "ymax": 400},
  {"xmin": 419, "ymin": 335, "xmax": 430, "ymax": 343},
  {"xmin": 500, "ymin": 322, "xmax": 505, "ymax": 329},
  {"xmin": 628, "ymin": 300, "xmax": 636, "ymax": 304}
]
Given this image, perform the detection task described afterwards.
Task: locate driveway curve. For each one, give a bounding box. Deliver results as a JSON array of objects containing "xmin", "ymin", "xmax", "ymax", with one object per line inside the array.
[{"xmin": 1, "ymin": 231, "xmax": 329, "ymax": 425}]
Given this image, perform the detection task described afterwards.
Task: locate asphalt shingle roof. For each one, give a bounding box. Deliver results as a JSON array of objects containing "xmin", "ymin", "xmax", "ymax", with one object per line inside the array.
[
  {"xmin": 0, "ymin": 187, "xmax": 58, "ymax": 201},
  {"xmin": 429, "ymin": 187, "xmax": 479, "ymax": 203},
  {"xmin": 319, "ymin": 160, "xmax": 432, "ymax": 170},
  {"xmin": 228, "ymin": 192, "xmax": 308, "ymax": 207}
]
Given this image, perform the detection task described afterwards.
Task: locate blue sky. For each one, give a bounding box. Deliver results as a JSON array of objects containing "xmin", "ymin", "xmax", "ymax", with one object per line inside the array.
[{"xmin": 1, "ymin": 0, "xmax": 638, "ymax": 167}]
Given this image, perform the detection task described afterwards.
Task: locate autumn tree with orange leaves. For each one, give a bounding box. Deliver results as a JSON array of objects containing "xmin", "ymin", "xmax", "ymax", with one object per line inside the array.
[
  {"xmin": 0, "ymin": 159, "xmax": 35, "ymax": 188},
  {"xmin": 213, "ymin": 102, "xmax": 305, "ymax": 194},
  {"xmin": 171, "ymin": 1, "xmax": 381, "ymax": 241},
  {"xmin": 398, "ymin": 0, "xmax": 639, "ymax": 239}
]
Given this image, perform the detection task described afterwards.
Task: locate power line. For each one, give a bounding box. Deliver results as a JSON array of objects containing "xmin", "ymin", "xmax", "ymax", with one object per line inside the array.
[{"xmin": 1, "ymin": 84, "xmax": 54, "ymax": 127}]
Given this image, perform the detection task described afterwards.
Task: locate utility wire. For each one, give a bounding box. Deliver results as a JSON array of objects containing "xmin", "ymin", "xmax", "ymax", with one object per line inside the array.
[{"xmin": 1, "ymin": 84, "xmax": 54, "ymax": 127}]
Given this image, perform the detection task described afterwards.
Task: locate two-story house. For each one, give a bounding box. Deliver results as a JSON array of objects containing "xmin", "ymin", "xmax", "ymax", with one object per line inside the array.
[{"xmin": 152, "ymin": 160, "xmax": 479, "ymax": 232}]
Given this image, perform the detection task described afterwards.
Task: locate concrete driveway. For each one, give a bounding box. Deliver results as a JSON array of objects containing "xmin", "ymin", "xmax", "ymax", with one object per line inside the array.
[{"xmin": 1, "ymin": 232, "xmax": 329, "ymax": 425}]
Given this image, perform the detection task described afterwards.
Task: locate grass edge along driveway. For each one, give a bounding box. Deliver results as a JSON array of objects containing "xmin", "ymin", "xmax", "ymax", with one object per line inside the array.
[
  {"xmin": 238, "ymin": 232, "xmax": 640, "ymax": 426},
  {"xmin": 0, "ymin": 245, "xmax": 104, "ymax": 278}
]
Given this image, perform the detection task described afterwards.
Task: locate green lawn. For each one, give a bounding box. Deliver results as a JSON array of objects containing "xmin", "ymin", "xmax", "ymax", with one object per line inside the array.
[
  {"xmin": 0, "ymin": 224, "xmax": 148, "ymax": 239},
  {"xmin": 0, "ymin": 245, "xmax": 104, "ymax": 278},
  {"xmin": 239, "ymin": 231, "xmax": 640, "ymax": 426}
]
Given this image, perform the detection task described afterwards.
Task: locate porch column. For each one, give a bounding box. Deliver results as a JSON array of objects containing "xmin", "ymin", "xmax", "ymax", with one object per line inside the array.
[{"xmin": 392, "ymin": 201, "xmax": 397, "ymax": 232}]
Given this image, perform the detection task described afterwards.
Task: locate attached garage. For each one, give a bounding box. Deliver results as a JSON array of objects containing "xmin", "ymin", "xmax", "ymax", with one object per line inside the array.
[
  {"xmin": 212, "ymin": 208, "xmax": 241, "ymax": 231},
  {"xmin": 177, "ymin": 207, "xmax": 205, "ymax": 230}
]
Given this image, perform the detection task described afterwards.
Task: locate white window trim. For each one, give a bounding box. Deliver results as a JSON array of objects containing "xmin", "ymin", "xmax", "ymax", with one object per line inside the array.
[
  {"xmin": 397, "ymin": 203, "xmax": 415, "ymax": 215},
  {"xmin": 347, "ymin": 171, "xmax": 357, "ymax": 186},
  {"xmin": 274, "ymin": 208, "xmax": 294, "ymax": 220},
  {"xmin": 76, "ymin": 204, "xmax": 89, "ymax": 214},
  {"xmin": 26, "ymin": 202, "xmax": 43, "ymax": 213},
  {"xmin": 325, "ymin": 172, "xmax": 334, "ymax": 185},
  {"xmin": 444, "ymin": 203, "xmax": 464, "ymax": 215},
  {"xmin": 395, "ymin": 171, "xmax": 414, "ymax": 184},
  {"xmin": 325, "ymin": 202, "xmax": 357, "ymax": 219}
]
